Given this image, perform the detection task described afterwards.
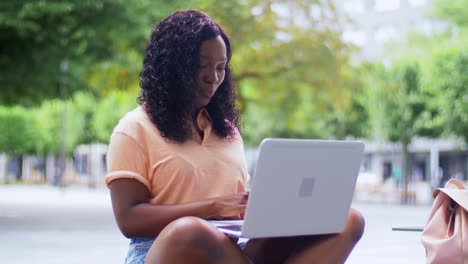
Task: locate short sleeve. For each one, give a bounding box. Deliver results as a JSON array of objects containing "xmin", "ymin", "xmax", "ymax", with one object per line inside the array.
[{"xmin": 105, "ymin": 132, "xmax": 151, "ymax": 191}]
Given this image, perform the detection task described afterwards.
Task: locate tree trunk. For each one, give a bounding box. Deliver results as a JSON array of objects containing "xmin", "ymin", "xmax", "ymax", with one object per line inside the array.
[
  {"xmin": 401, "ymin": 141, "xmax": 410, "ymax": 204},
  {"xmin": 0, "ymin": 153, "xmax": 8, "ymax": 183}
]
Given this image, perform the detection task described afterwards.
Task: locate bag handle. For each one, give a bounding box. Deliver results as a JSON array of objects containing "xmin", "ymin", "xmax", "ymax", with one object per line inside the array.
[
  {"xmin": 444, "ymin": 178, "xmax": 465, "ymax": 190},
  {"xmin": 432, "ymin": 178, "xmax": 468, "ymax": 211}
]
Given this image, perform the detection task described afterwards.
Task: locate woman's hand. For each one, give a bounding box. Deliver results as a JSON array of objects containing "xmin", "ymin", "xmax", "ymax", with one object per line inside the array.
[{"xmin": 206, "ymin": 192, "xmax": 249, "ymax": 220}]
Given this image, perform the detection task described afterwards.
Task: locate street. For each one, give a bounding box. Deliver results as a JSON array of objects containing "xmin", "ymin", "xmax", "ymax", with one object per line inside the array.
[{"xmin": 0, "ymin": 185, "xmax": 431, "ymax": 263}]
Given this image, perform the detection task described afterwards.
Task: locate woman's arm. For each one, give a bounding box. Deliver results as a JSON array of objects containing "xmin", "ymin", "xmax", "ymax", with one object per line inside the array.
[{"xmin": 109, "ymin": 178, "xmax": 248, "ymax": 238}]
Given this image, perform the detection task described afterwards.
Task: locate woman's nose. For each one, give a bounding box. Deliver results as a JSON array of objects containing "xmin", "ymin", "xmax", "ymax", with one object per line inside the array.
[{"xmin": 204, "ymin": 70, "xmax": 219, "ymax": 84}]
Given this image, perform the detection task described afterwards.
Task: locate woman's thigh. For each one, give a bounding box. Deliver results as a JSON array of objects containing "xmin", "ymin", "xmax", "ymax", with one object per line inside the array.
[
  {"xmin": 244, "ymin": 234, "xmax": 335, "ymax": 264},
  {"xmin": 144, "ymin": 217, "xmax": 251, "ymax": 264}
]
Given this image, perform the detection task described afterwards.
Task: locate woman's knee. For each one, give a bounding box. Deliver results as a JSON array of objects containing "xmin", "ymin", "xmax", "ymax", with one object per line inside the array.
[
  {"xmin": 345, "ymin": 208, "xmax": 365, "ymax": 242},
  {"xmin": 158, "ymin": 216, "xmax": 229, "ymax": 259},
  {"xmin": 163, "ymin": 216, "xmax": 225, "ymax": 242}
]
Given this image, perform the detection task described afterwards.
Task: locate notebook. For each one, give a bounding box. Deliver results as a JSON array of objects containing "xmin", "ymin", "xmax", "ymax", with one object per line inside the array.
[{"xmin": 209, "ymin": 138, "xmax": 365, "ymax": 238}]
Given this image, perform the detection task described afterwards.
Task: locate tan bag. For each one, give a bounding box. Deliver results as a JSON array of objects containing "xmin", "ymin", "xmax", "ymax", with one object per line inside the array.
[{"xmin": 421, "ymin": 178, "xmax": 468, "ymax": 264}]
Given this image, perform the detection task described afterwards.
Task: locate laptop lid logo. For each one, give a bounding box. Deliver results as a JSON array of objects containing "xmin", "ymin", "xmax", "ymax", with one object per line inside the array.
[{"xmin": 298, "ymin": 177, "xmax": 315, "ymax": 197}]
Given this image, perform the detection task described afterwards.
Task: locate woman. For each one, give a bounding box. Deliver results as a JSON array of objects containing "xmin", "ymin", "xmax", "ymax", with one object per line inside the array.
[{"xmin": 106, "ymin": 10, "xmax": 365, "ymax": 264}]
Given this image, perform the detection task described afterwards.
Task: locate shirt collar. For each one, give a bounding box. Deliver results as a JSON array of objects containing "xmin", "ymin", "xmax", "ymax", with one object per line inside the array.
[{"xmin": 195, "ymin": 108, "xmax": 212, "ymax": 145}]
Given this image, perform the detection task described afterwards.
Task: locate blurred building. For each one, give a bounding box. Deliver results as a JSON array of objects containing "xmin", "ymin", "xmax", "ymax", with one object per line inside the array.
[
  {"xmin": 0, "ymin": 144, "xmax": 107, "ymax": 188},
  {"xmin": 1, "ymin": 137, "xmax": 466, "ymax": 204},
  {"xmin": 0, "ymin": 1, "xmax": 465, "ymax": 205},
  {"xmin": 358, "ymin": 138, "xmax": 468, "ymax": 204},
  {"xmin": 334, "ymin": 0, "xmax": 447, "ymax": 60},
  {"xmin": 74, "ymin": 143, "xmax": 108, "ymax": 188}
]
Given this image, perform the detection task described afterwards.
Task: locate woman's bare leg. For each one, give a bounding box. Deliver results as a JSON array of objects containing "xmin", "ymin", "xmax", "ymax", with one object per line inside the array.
[
  {"xmin": 244, "ymin": 208, "xmax": 365, "ymax": 264},
  {"xmin": 286, "ymin": 208, "xmax": 365, "ymax": 264},
  {"xmin": 145, "ymin": 216, "xmax": 251, "ymax": 264}
]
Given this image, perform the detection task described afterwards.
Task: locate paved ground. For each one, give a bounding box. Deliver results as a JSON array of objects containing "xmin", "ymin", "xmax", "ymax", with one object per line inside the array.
[{"xmin": 0, "ymin": 185, "xmax": 431, "ymax": 263}]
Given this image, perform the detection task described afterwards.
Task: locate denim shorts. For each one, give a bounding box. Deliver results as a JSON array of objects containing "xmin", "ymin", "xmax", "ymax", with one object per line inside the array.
[
  {"xmin": 125, "ymin": 237, "xmax": 249, "ymax": 264},
  {"xmin": 126, "ymin": 237, "xmax": 155, "ymax": 264}
]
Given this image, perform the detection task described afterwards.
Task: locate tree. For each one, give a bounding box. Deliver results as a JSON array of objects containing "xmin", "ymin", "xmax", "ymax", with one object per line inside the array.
[
  {"xmin": 431, "ymin": 0, "xmax": 468, "ymax": 28},
  {"xmin": 0, "ymin": 0, "xmax": 188, "ymax": 105},
  {"xmin": 372, "ymin": 60, "xmax": 443, "ymax": 203},
  {"xmin": 424, "ymin": 44, "xmax": 468, "ymax": 143},
  {"xmin": 93, "ymin": 90, "xmax": 138, "ymax": 144},
  {"xmin": 68, "ymin": 92, "xmax": 98, "ymax": 146},
  {"xmin": 34, "ymin": 100, "xmax": 67, "ymax": 155},
  {"xmin": 0, "ymin": 106, "xmax": 42, "ymax": 155},
  {"xmin": 196, "ymin": 0, "xmax": 364, "ymax": 145},
  {"xmin": 0, "ymin": 1, "xmax": 113, "ymax": 104},
  {"xmin": 2, "ymin": 0, "xmax": 365, "ymax": 149},
  {"xmin": 429, "ymin": 0, "xmax": 468, "ymax": 143},
  {"xmin": 323, "ymin": 64, "xmax": 371, "ymax": 139}
]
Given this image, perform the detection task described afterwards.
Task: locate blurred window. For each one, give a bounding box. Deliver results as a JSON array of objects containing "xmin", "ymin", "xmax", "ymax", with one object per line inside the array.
[
  {"xmin": 362, "ymin": 154, "xmax": 372, "ymax": 171},
  {"xmin": 75, "ymin": 154, "xmax": 89, "ymax": 174},
  {"xmin": 275, "ymin": 31, "xmax": 292, "ymax": 42},
  {"xmin": 343, "ymin": 29, "xmax": 367, "ymax": 46},
  {"xmin": 374, "ymin": 25, "xmax": 399, "ymax": 43},
  {"xmin": 415, "ymin": 19, "xmax": 433, "ymax": 35},
  {"xmin": 309, "ymin": 5, "xmax": 321, "ymax": 20},
  {"xmin": 374, "ymin": 0, "xmax": 400, "ymax": 12},
  {"xmin": 343, "ymin": 0, "xmax": 366, "ymax": 15},
  {"xmin": 101, "ymin": 154, "xmax": 107, "ymax": 173},
  {"xmin": 408, "ymin": 0, "xmax": 426, "ymax": 6},
  {"xmin": 271, "ymin": 2, "xmax": 290, "ymax": 17},
  {"xmin": 251, "ymin": 6, "xmax": 262, "ymax": 16}
]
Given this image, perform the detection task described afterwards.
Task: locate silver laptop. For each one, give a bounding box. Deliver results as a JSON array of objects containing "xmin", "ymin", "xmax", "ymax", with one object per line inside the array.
[{"xmin": 210, "ymin": 138, "xmax": 364, "ymax": 238}]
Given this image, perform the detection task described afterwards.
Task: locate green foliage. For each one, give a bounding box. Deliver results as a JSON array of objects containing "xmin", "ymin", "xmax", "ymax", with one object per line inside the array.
[
  {"xmin": 376, "ymin": 0, "xmax": 468, "ymax": 145},
  {"xmin": 424, "ymin": 43, "xmax": 468, "ymax": 143},
  {"xmin": 35, "ymin": 95, "xmax": 99, "ymax": 155},
  {"xmin": 0, "ymin": 90, "xmax": 138, "ymax": 156},
  {"xmin": 83, "ymin": 0, "xmax": 196, "ymax": 97},
  {"xmin": 34, "ymin": 99, "xmax": 65, "ymax": 154},
  {"xmin": 364, "ymin": 60, "xmax": 442, "ymax": 202},
  {"xmin": 67, "ymin": 92, "xmax": 98, "ymax": 145},
  {"xmin": 0, "ymin": 106, "xmax": 42, "ymax": 155},
  {"xmin": 431, "ymin": 0, "xmax": 468, "ymax": 28},
  {"xmin": 197, "ymin": 0, "xmax": 366, "ymax": 145},
  {"xmin": 0, "ymin": 0, "xmax": 189, "ymax": 105},
  {"xmin": 372, "ymin": 60, "xmax": 443, "ymax": 144},
  {"xmin": 323, "ymin": 64, "xmax": 371, "ymax": 139},
  {"xmin": 93, "ymin": 90, "xmax": 138, "ymax": 143},
  {"xmin": 0, "ymin": 1, "xmax": 115, "ymax": 104},
  {"xmin": 1, "ymin": 0, "xmax": 371, "ymax": 152}
]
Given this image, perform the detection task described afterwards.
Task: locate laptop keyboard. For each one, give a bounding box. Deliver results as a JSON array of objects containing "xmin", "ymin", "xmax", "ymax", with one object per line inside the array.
[{"xmin": 218, "ymin": 225, "xmax": 242, "ymax": 232}]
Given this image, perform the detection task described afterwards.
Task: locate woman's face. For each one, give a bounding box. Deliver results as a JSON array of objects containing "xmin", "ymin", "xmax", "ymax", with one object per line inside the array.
[{"xmin": 195, "ymin": 35, "xmax": 227, "ymax": 109}]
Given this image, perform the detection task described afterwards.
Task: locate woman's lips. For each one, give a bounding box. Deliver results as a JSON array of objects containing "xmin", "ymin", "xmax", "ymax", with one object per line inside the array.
[{"xmin": 204, "ymin": 90, "xmax": 215, "ymax": 98}]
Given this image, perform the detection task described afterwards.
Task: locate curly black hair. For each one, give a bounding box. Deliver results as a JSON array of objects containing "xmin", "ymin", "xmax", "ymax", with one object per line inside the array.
[{"xmin": 138, "ymin": 10, "xmax": 240, "ymax": 143}]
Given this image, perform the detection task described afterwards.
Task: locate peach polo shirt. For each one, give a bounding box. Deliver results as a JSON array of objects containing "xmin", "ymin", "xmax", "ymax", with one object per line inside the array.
[{"xmin": 105, "ymin": 106, "xmax": 249, "ymax": 205}]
